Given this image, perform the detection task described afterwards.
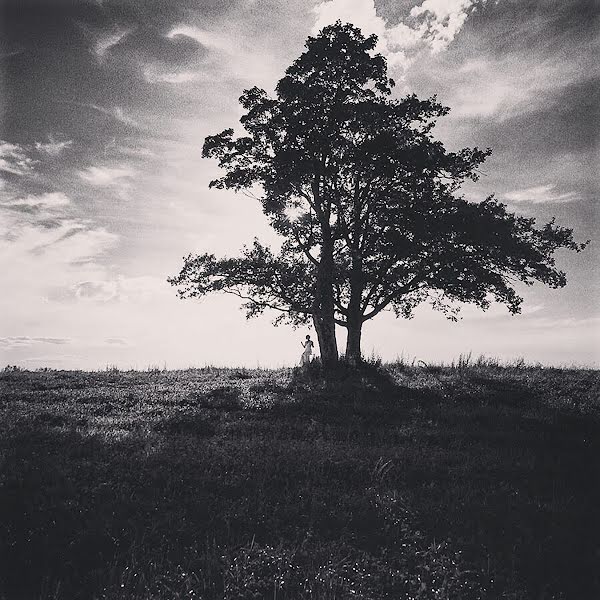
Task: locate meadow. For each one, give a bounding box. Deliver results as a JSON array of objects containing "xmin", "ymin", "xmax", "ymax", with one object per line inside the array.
[{"xmin": 1, "ymin": 361, "xmax": 599, "ymax": 599}]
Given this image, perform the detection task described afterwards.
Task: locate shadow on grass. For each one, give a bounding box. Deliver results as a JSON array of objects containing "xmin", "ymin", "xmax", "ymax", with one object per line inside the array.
[
  {"xmin": 1, "ymin": 367, "xmax": 599, "ymax": 599},
  {"xmin": 0, "ymin": 416, "xmax": 484, "ymax": 600}
]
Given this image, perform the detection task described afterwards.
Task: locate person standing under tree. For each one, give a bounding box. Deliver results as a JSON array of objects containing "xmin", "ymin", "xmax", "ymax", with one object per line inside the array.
[{"xmin": 300, "ymin": 335, "xmax": 314, "ymax": 365}]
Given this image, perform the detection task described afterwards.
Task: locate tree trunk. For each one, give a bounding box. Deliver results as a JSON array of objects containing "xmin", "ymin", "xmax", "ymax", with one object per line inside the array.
[
  {"xmin": 313, "ymin": 234, "xmax": 339, "ymax": 368},
  {"xmin": 345, "ymin": 318, "xmax": 362, "ymax": 366},
  {"xmin": 345, "ymin": 254, "xmax": 364, "ymax": 366},
  {"xmin": 313, "ymin": 313, "xmax": 338, "ymax": 367}
]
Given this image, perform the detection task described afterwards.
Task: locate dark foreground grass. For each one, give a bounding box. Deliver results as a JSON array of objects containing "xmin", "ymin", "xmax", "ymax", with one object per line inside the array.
[{"xmin": 1, "ymin": 363, "xmax": 599, "ymax": 599}]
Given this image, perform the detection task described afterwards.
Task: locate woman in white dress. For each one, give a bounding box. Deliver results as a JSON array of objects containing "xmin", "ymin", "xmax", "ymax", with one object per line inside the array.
[{"xmin": 300, "ymin": 335, "xmax": 314, "ymax": 365}]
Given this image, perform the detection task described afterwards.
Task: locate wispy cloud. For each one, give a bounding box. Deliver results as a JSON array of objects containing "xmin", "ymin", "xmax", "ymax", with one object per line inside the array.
[
  {"xmin": 66, "ymin": 102, "xmax": 142, "ymax": 130},
  {"xmin": 2, "ymin": 192, "xmax": 71, "ymax": 212},
  {"xmin": 70, "ymin": 275, "xmax": 169, "ymax": 303},
  {"xmin": 0, "ymin": 187, "xmax": 118, "ymax": 269},
  {"xmin": 504, "ymin": 184, "xmax": 581, "ymax": 204},
  {"xmin": 74, "ymin": 280, "xmax": 119, "ymax": 302},
  {"xmin": 439, "ymin": 55, "xmax": 593, "ymax": 121},
  {"xmin": 117, "ymin": 145, "xmax": 155, "ymax": 159},
  {"xmin": 79, "ymin": 165, "xmax": 135, "ymax": 187},
  {"xmin": 143, "ymin": 67, "xmax": 204, "ymax": 85},
  {"xmin": 83, "ymin": 25, "xmax": 131, "ymax": 61},
  {"xmin": 4, "ymin": 218, "xmax": 118, "ymax": 263},
  {"xmin": 0, "ymin": 140, "xmax": 36, "ymax": 175},
  {"xmin": 34, "ymin": 137, "xmax": 73, "ymax": 157},
  {"xmin": 525, "ymin": 315, "xmax": 600, "ymax": 330},
  {"xmin": 104, "ymin": 337, "xmax": 128, "ymax": 346},
  {"xmin": 167, "ymin": 26, "xmax": 232, "ymax": 52},
  {"xmin": 0, "ymin": 336, "xmax": 71, "ymax": 348},
  {"xmin": 162, "ymin": 24, "xmax": 287, "ymax": 86}
]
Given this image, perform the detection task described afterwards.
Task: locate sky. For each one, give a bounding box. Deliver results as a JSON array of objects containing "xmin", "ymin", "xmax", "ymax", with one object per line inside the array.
[{"xmin": 0, "ymin": 0, "xmax": 598, "ymax": 370}]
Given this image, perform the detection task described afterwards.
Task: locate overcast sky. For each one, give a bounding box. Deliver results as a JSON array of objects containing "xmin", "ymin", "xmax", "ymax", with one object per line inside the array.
[{"xmin": 1, "ymin": 0, "xmax": 598, "ymax": 370}]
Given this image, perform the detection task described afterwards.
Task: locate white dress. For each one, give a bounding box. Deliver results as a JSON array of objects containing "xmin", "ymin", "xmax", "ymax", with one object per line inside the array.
[{"xmin": 301, "ymin": 340, "xmax": 314, "ymax": 364}]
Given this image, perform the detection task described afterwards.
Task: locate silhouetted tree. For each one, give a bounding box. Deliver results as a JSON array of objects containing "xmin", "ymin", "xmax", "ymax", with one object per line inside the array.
[{"xmin": 169, "ymin": 22, "xmax": 586, "ymax": 367}]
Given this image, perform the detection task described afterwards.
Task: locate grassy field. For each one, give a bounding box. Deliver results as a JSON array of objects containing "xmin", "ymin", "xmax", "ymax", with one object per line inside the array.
[{"xmin": 1, "ymin": 362, "xmax": 599, "ymax": 599}]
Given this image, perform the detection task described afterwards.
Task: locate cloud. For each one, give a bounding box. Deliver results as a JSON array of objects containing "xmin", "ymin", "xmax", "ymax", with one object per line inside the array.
[
  {"xmin": 111, "ymin": 107, "xmax": 141, "ymax": 129},
  {"xmin": 74, "ymin": 280, "xmax": 119, "ymax": 302},
  {"xmin": 0, "ymin": 186, "xmax": 115, "ymax": 263},
  {"xmin": 437, "ymin": 55, "xmax": 593, "ymax": 121},
  {"xmin": 0, "ymin": 336, "xmax": 71, "ymax": 348},
  {"xmin": 0, "ymin": 193, "xmax": 118, "ymax": 269},
  {"xmin": 116, "ymin": 145, "xmax": 155, "ymax": 159},
  {"xmin": 167, "ymin": 26, "xmax": 232, "ymax": 52},
  {"xmin": 9, "ymin": 219, "xmax": 118, "ymax": 263},
  {"xmin": 69, "ymin": 275, "xmax": 170, "ymax": 304},
  {"xmin": 0, "ymin": 140, "xmax": 36, "ymax": 175},
  {"xmin": 104, "ymin": 337, "xmax": 128, "ymax": 346},
  {"xmin": 504, "ymin": 184, "xmax": 581, "ymax": 204},
  {"xmin": 312, "ymin": 0, "xmax": 485, "ymax": 72},
  {"xmin": 34, "ymin": 137, "xmax": 73, "ymax": 157},
  {"xmin": 93, "ymin": 27, "xmax": 131, "ymax": 61},
  {"xmin": 524, "ymin": 315, "xmax": 600, "ymax": 330},
  {"xmin": 2, "ymin": 192, "xmax": 71, "ymax": 212},
  {"xmin": 69, "ymin": 103, "xmax": 142, "ymax": 130},
  {"xmin": 143, "ymin": 67, "xmax": 204, "ymax": 85},
  {"xmin": 79, "ymin": 165, "xmax": 136, "ymax": 186},
  {"xmin": 456, "ymin": 302, "xmax": 546, "ymax": 320},
  {"xmin": 409, "ymin": 0, "xmax": 478, "ymax": 53},
  {"xmin": 163, "ymin": 24, "xmax": 287, "ymax": 86}
]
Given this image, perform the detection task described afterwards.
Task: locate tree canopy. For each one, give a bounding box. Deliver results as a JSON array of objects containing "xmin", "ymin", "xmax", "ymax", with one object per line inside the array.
[{"xmin": 169, "ymin": 21, "xmax": 586, "ymax": 366}]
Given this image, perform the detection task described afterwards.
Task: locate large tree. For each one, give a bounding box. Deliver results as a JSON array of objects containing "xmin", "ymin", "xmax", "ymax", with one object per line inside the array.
[{"xmin": 169, "ymin": 22, "xmax": 586, "ymax": 366}]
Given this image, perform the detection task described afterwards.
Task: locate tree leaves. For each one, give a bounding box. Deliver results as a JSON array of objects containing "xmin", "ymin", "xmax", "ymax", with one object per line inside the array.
[{"xmin": 171, "ymin": 21, "xmax": 587, "ymax": 347}]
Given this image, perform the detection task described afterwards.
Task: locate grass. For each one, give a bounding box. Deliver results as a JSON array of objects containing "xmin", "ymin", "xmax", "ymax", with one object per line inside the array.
[{"xmin": 0, "ymin": 361, "xmax": 599, "ymax": 599}]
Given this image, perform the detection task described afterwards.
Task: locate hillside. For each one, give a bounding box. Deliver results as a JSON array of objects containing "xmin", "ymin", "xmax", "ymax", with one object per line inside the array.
[{"xmin": 1, "ymin": 363, "xmax": 599, "ymax": 599}]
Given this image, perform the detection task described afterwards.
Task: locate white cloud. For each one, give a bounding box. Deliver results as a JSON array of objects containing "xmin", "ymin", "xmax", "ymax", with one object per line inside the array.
[
  {"xmin": 504, "ymin": 184, "xmax": 581, "ymax": 204},
  {"xmin": 92, "ymin": 27, "xmax": 131, "ymax": 61},
  {"xmin": 409, "ymin": 0, "xmax": 476, "ymax": 53},
  {"xmin": 34, "ymin": 137, "xmax": 73, "ymax": 156},
  {"xmin": 312, "ymin": 0, "xmax": 485, "ymax": 73},
  {"xmin": 2, "ymin": 192, "xmax": 71, "ymax": 210},
  {"xmin": 0, "ymin": 140, "xmax": 36, "ymax": 175},
  {"xmin": 79, "ymin": 165, "xmax": 136, "ymax": 187}
]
